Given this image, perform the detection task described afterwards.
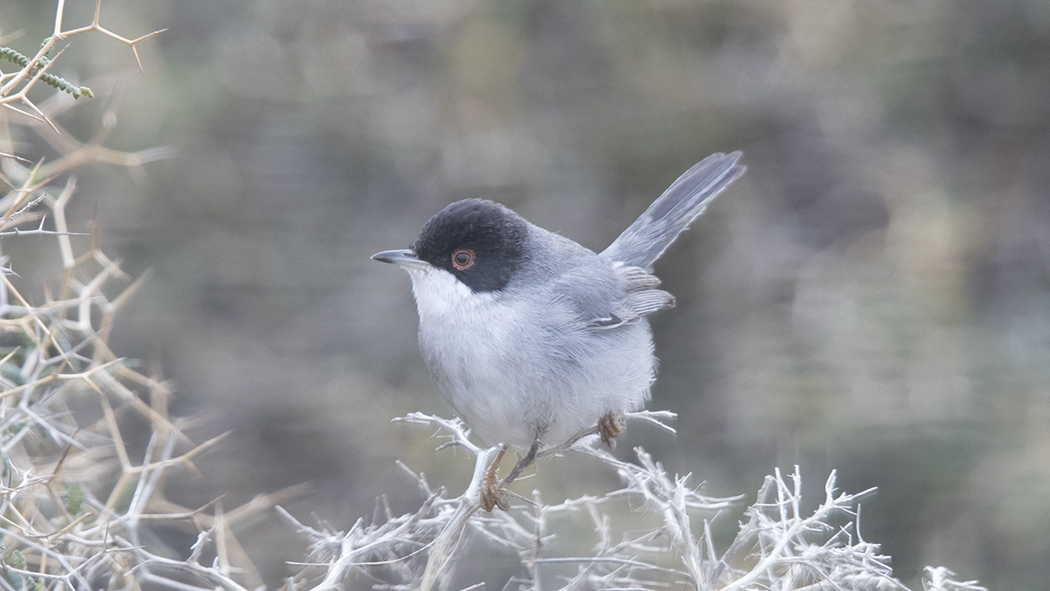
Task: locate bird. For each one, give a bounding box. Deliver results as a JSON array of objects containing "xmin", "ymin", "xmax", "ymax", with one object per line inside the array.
[{"xmin": 372, "ymin": 151, "xmax": 744, "ymax": 510}]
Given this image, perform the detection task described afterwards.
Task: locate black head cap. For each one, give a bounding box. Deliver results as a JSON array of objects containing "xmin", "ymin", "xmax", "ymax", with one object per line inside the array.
[{"xmin": 412, "ymin": 199, "xmax": 531, "ymax": 293}]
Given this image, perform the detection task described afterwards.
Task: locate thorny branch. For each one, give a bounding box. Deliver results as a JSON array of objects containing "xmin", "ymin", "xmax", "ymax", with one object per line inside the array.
[
  {"xmin": 1, "ymin": 0, "xmax": 166, "ymax": 122},
  {"xmin": 279, "ymin": 413, "xmax": 986, "ymax": 591},
  {"xmin": 0, "ymin": 4, "xmax": 281, "ymax": 591}
]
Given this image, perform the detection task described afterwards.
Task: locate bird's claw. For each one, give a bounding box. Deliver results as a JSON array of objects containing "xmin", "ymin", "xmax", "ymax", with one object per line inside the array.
[
  {"xmin": 598, "ymin": 412, "xmax": 626, "ymax": 449},
  {"xmin": 479, "ymin": 445, "xmax": 511, "ymax": 512},
  {"xmin": 480, "ymin": 469, "xmax": 511, "ymax": 512}
]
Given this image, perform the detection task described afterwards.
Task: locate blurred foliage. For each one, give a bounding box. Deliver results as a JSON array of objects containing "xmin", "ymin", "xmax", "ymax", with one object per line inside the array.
[{"xmin": 2, "ymin": 0, "xmax": 1048, "ymax": 588}]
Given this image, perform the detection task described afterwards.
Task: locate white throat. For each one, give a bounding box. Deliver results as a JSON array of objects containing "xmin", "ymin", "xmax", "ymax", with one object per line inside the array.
[{"xmin": 405, "ymin": 266, "xmax": 495, "ymax": 322}]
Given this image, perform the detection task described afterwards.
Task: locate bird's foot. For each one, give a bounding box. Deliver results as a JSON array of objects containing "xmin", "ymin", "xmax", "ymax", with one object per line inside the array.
[
  {"xmin": 598, "ymin": 412, "xmax": 626, "ymax": 449},
  {"xmin": 480, "ymin": 446, "xmax": 510, "ymax": 512}
]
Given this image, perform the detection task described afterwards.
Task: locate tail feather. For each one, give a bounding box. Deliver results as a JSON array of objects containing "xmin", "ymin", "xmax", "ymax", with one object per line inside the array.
[{"xmin": 601, "ymin": 152, "xmax": 744, "ymax": 269}]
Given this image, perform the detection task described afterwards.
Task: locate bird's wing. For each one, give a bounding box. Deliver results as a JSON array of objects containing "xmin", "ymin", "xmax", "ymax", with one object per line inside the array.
[
  {"xmin": 549, "ymin": 263, "xmax": 674, "ymax": 331},
  {"xmin": 617, "ymin": 264, "xmax": 675, "ymax": 318}
]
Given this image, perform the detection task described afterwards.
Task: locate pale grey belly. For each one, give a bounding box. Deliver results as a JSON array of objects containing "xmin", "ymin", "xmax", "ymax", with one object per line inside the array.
[{"xmin": 420, "ymin": 318, "xmax": 655, "ymax": 449}]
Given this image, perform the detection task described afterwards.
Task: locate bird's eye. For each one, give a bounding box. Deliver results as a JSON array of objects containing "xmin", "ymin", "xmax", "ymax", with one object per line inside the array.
[{"xmin": 451, "ymin": 248, "xmax": 476, "ymax": 270}]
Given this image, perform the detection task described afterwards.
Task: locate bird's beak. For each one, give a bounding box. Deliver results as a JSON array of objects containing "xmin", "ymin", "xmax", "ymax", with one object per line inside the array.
[{"xmin": 371, "ymin": 249, "xmax": 431, "ymax": 270}]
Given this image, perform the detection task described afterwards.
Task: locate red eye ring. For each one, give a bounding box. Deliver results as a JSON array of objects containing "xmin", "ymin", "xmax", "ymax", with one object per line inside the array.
[{"xmin": 451, "ymin": 248, "xmax": 476, "ymax": 270}]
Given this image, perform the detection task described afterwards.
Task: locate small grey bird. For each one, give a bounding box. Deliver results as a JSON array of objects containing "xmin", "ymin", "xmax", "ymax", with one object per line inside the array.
[{"xmin": 373, "ymin": 152, "xmax": 744, "ymax": 508}]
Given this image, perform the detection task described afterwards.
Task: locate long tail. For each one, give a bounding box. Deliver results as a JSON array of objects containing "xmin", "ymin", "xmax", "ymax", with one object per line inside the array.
[{"xmin": 600, "ymin": 151, "xmax": 744, "ymax": 270}]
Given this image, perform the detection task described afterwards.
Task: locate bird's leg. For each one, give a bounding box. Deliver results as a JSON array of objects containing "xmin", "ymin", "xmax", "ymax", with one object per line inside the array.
[
  {"xmin": 500, "ymin": 438, "xmax": 541, "ymax": 488},
  {"xmin": 598, "ymin": 412, "xmax": 626, "ymax": 449},
  {"xmin": 479, "ymin": 438, "xmax": 543, "ymax": 512},
  {"xmin": 480, "ymin": 444, "xmax": 510, "ymax": 512}
]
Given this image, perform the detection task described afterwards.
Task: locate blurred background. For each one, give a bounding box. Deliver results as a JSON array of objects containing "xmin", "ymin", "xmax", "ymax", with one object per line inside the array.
[{"xmin": 3, "ymin": 0, "xmax": 1049, "ymax": 588}]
